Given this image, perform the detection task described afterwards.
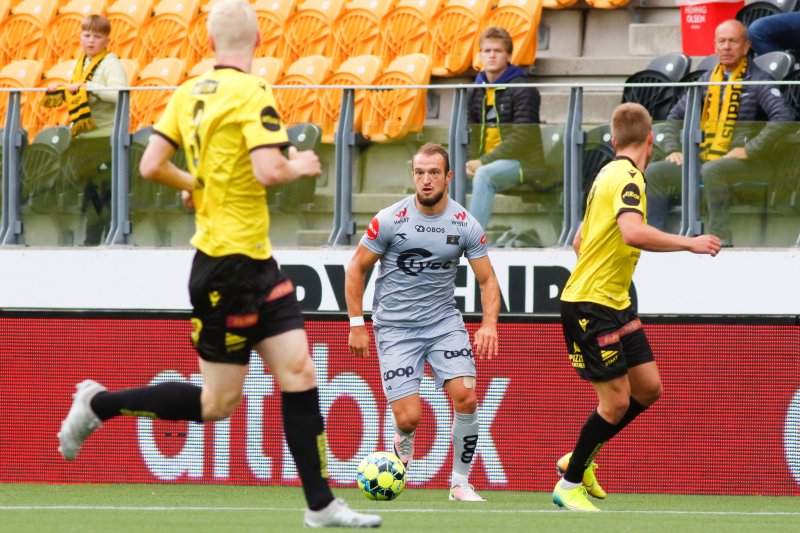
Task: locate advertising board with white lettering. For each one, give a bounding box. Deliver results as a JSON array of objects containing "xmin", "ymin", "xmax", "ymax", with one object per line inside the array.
[{"xmin": 2, "ymin": 315, "xmax": 798, "ymax": 495}]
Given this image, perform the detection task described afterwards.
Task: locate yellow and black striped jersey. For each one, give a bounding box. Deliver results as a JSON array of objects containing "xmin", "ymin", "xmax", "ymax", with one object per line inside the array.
[
  {"xmin": 154, "ymin": 66, "xmax": 289, "ymax": 260},
  {"xmin": 561, "ymin": 156, "xmax": 646, "ymax": 310}
]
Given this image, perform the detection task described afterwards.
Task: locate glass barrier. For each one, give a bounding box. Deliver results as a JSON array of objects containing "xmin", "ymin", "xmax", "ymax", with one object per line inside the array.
[{"xmin": 3, "ymin": 83, "xmax": 800, "ymax": 249}]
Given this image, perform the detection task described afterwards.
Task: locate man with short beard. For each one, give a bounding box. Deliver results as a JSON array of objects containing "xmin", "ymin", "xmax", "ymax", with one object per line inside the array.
[{"xmin": 345, "ymin": 143, "xmax": 501, "ymax": 502}]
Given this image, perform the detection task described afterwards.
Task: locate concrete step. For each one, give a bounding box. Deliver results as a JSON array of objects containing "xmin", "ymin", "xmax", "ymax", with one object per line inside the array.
[
  {"xmin": 540, "ymin": 90, "xmax": 622, "ymax": 124},
  {"xmin": 629, "ymin": 23, "xmax": 682, "ymax": 57}
]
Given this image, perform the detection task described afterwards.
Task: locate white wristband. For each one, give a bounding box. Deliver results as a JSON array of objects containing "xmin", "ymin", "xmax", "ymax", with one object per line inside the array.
[{"xmin": 349, "ymin": 316, "xmax": 365, "ymax": 327}]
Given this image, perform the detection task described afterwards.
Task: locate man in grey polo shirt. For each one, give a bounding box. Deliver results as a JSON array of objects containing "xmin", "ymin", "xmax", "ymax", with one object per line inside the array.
[{"xmin": 345, "ymin": 143, "xmax": 500, "ymax": 502}]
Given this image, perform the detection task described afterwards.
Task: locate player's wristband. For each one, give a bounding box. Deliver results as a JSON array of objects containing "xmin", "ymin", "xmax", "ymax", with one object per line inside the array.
[{"xmin": 349, "ymin": 316, "xmax": 365, "ymax": 327}]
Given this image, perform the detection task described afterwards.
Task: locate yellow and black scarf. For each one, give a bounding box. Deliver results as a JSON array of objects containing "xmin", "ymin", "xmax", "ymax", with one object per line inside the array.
[
  {"xmin": 700, "ymin": 57, "xmax": 747, "ymax": 161},
  {"xmin": 42, "ymin": 49, "xmax": 108, "ymax": 137}
]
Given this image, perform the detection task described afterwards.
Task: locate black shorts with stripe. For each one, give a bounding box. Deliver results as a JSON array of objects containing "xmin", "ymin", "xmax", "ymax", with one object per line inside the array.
[
  {"xmin": 560, "ymin": 300, "xmax": 654, "ymax": 382},
  {"xmin": 188, "ymin": 250, "xmax": 305, "ymax": 365}
]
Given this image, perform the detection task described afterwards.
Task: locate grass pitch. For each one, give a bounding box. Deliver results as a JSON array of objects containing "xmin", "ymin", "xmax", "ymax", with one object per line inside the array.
[{"xmin": 1, "ymin": 484, "xmax": 798, "ymax": 532}]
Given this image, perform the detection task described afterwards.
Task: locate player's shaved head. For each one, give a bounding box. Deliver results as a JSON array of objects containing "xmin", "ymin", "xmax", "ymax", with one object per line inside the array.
[{"xmin": 207, "ymin": 0, "xmax": 259, "ymax": 55}]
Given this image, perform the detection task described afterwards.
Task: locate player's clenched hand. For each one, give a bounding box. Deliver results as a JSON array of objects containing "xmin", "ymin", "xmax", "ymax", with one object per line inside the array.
[
  {"xmin": 288, "ymin": 146, "xmax": 322, "ymax": 177},
  {"xmin": 473, "ymin": 324, "xmax": 498, "ymax": 360},
  {"xmin": 688, "ymin": 234, "xmax": 722, "ymax": 257},
  {"xmin": 349, "ymin": 327, "xmax": 371, "ymax": 358},
  {"xmin": 181, "ymin": 190, "xmax": 194, "ymax": 209}
]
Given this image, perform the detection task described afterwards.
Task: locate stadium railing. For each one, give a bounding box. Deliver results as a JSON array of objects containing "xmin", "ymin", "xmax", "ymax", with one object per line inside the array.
[{"xmin": 2, "ymin": 77, "xmax": 800, "ymax": 248}]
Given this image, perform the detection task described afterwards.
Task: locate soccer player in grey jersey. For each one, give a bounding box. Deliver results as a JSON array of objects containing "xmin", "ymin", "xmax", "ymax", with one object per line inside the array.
[{"xmin": 345, "ymin": 143, "xmax": 500, "ymax": 502}]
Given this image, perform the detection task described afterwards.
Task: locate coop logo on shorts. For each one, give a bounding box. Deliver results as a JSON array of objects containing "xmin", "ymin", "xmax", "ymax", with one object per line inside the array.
[
  {"xmin": 621, "ymin": 183, "xmax": 641, "ymax": 207},
  {"xmin": 444, "ymin": 347, "xmax": 474, "ymax": 359},
  {"xmin": 383, "ymin": 365, "xmax": 415, "ymax": 381},
  {"xmin": 366, "ymin": 217, "xmax": 379, "ymax": 240},
  {"xmin": 415, "ymin": 225, "xmax": 444, "ymax": 233},
  {"xmin": 396, "ymin": 248, "xmax": 454, "ymax": 276}
]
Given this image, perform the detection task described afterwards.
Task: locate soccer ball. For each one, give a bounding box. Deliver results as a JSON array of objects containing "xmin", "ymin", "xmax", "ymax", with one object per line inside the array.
[{"xmin": 356, "ymin": 451, "xmax": 406, "ymax": 501}]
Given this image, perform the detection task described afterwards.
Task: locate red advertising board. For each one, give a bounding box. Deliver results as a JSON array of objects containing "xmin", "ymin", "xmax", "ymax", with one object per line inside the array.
[{"xmin": 1, "ymin": 315, "xmax": 799, "ymax": 495}]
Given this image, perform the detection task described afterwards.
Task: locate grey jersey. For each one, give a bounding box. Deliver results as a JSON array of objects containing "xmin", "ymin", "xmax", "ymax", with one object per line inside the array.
[{"xmin": 360, "ymin": 196, "xmax": 488, "ymax": 328}]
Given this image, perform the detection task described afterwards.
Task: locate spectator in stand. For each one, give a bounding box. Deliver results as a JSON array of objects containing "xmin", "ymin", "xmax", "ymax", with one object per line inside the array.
[
  {"xmin": 42, "ymin": 14, "xmax": 127, "ymax": 245},
  {"xmin": 644, "ymin": 19, "xmax": 794, "ymax": 246},
  {"xmin": 748, "ymin": 12, "xmax": 800, "ymax": 57},
  {"xmin": 466, "ymin": 26, "xmax": 545, "ymax": 235}
]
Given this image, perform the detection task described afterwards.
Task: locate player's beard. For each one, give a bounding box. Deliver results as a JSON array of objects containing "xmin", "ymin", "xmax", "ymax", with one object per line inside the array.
[{"xmin": 417, "ymin": 189, "xmax": 445, "ymax": 207}]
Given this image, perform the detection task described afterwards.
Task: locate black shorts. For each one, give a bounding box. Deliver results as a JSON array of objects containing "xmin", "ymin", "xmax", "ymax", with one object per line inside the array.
[
  {"xmin": 188, "ymin": 251, "xmax": 305, "ymax": 365},
  {"xmin": 560, "ymin": 301, "xmax": 654, "ymax": 382}
]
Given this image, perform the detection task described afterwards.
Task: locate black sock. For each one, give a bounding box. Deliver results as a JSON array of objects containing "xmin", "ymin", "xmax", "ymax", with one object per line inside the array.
[
  {"xmin": 90, "ymin": 382, "xmax": 203, "ymax": 422},
  {"xmin": 282, "ymin": 388, "xmax": 335, "ymax": 511},
  {"xmin": 611, "ymin": 397, "xmax": 648, "ymax": 437},
  {"xmin": 564, "ymin": 410, "xmax": 618, "ymax": 484}
]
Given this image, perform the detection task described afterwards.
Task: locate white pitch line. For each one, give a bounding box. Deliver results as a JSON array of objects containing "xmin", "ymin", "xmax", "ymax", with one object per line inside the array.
[{"xmin": 0, "ymin": 506, "xmax": 799, "ymax": 516}]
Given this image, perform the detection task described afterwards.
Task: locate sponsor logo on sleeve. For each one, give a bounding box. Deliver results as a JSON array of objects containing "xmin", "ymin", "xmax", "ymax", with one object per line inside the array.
[
  {"xmin": 621, "ymin": 183, "xmax": 641, "ymax": 207},
  {"xmin": 366, "ymin": 217, "xmax": 379, "ymax": 240},
  {"xmin": 260, "ymin": 106, "xmax": 281, "ymax": 131},
  {"xmin": 480, "ymin": 234, "xmax": 487, "ymax": 244}
]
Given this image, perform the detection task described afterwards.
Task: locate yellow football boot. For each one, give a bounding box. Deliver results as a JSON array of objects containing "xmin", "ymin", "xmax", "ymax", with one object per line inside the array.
[
  {"xmin": 557, "ymin": 452, "xmax": 607, "ymax": 499},
  {"xmin": 552, "ymin": 481, "xmax": 600, "ymax": 512}
]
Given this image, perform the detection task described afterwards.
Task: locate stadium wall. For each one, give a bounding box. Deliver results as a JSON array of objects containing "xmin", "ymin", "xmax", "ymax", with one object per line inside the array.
[
  {"xmin": 1, "ymin": 249, "xmax": 798, "ymax": 495},
  {"xmin": 1, "ymin": 313, "xmax": 799, "ymax": 495}
]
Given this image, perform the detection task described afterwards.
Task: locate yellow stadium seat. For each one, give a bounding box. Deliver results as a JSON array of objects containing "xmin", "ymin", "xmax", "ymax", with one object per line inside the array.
[
  {"xmin": 186, "ymin": 57, "xmax": 215, "ymax": 79},
  {"xmin": 107, "ymin": 0, "xmax": 154, "ymax": 59},
  {"xmin": 252, "ymin": 0, "xmax": 296, "ymax": 59},
  {"xmin": 329, "ymin": 0, "xmax": 392, "ymax": 69},
  {"xmin": 251, "ymin": 56, "xmax": 284, "ymax": 85},
  {"xmin": 314, "ymin": 54, "xmax": 383, "ymax": 143},
  {"xmin": 542, "ymin": 0, "xmax": 578, "ymax": 8},
  {"xmin": 129, "ymin": 57, "xmax": 186, "ymax": 131},
  {"xmin": 0, "ymin": 0, "xmax": 15, "ymax": 25},
  {"xmin": 429, "ymin": 0, "xmax": 492, "ymax": 77},
  {"xmin": 377, "ymin": 0, "xmax": 442, "ymax": 64},
  {"xmin": 0, "ymin": 59, "xmax": 45, "ymax": 134},
  {"xmin": 585, "ymin": 0, "xmax": 630, "ymax": 8},
  {"xmin": 474, "ymin": 0, "xmax": 543, "ymax": 70},
  {"xmin": 27, "ymin": 59, "xmax": 76, "ymax": 137},
  {"xmin": 0, "ymin": 0, "xmax": 58, "ymax": 65},
  {"xmin": 361, "ymin": 53, "xmax": 432, "ymax": 142},
  {"xmin": 279, "ymin": 0, "xmax": 345, "ymax": 66},
  {"xmin": 274, "ymin": 55, "xmax": 332, "ymax": 126},
  {"xmin": 40, "ymin": 0, "xmax": 109, "ymax": 69},
  {"xmin": 134, "ymin": 0, "xmax": 199, "ymax": 66}
]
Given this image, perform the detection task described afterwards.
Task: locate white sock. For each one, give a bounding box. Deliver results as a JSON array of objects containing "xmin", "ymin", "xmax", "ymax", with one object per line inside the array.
[
  {"xmin": 559, "ymin": 478, "xmax": 582, "ymax": 490},
  {"xmin": 450, "ymin": 410, "xmax": 479, "ymax": 486}
]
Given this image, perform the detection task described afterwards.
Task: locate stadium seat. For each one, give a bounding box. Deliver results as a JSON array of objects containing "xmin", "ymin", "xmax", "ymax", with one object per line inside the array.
[
  {"xmin": 314, "ymin": 54, "xmax": 383, "ymax": 143},
  {"xmin": 279, "ymin": 0, "xmax": 345, "ymax": 66},
  {"xmin": 268, "ymin": 122, "xmax": 322, "ymax": 210},
  {"xmin": 0, "ymin": 0, "xmax": 58, "ymax": 66},
  {"xmin": 134, "ymin": 0, "xmax": 199, "ymax": 66},
  {"xmin": 646, "ymin": 52, "xmax": 691, "ymax": 82},
  {"xmin": 20, "ymin": 142, "xmax": 64, "ymax": 215},
  {"xmin": 621, "ymin": 69, "xmax": 676, "ymax": 121},
  {"xmin": 186, "ymin": 57, "xmax": 215, "ymax": 78},
  {"xmin": 118, "ymin": 57, "xmax": 139, "ymax": 81},
  {"xmin": 184, "ymin": 0, "xmax": 220, "ymax": 68},
  {"xmin": 40, "ymin": 0, "xmax": 109, "ymax": 69},
  {"xmin": 26, "ymin": 59, "xmax": 76, "ymax": 137},
  {"xmin": 581, "ymin": 123, "xmax": 615, "ymax": 211},
  {"xmin": 252, "ymin": 0, "xmax": 296, "ymax": 59},
  {"xmin": 780, "ymin": 68, "xmax": 800, "ymax": 120},
  {"xmin": 361, "ymin": 53, "xmax": 432, "ymax": 142},
  {"xmin": 128, "ymin": 125, "xmax": 185, "ymax": 212},
  {"xmin": 251, "ymin": 56, "xmax": 284, "ymax": 84},
  {"xmin": 0, "ymin": 59, "xmax": 45, "ymax": 134},
  {"xmin": 377, "ymin": 0, "xmax": 442, "ymax": 63},
  {"xmin": 736, "ymin": 1, "xmax": 785, "ymax": 28},
  {"xmin": 473, "ymin": 0, "xmax": 543, "ymax": 70},
  {"xmin": 129, "ymin": 57, "xmax": 187, "ymax": 131},
  {"xmin": 542, "ymin": 0, "xmax": 578, "ymax": 7},
  {"xmin": 429, "ymin": 0, "xmax": 492, "ymax": 77},
  {"xmin": 585, "ymin": 0, "xmax": 630, "ymax": 8},
  {"xmin": 107, "ymin": 0, "xmax": 155, "ymax": 60},
  {"xmin": 753, "ymin": 50, "xmax": 796, "ymax": 81},
  {"xmin": 329, "ymin": 0, "xmax": 392, "ymax": 69},
  {"xmin": 0, "ymin": 0, "xmax": 14, "ymax": 25},
  {"xmin": 274, "ymin": 55, "xmax": 333, "ymax": 126}
]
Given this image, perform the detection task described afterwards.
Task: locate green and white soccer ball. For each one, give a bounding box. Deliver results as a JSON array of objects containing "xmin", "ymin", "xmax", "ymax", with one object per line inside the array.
[{"xmin": 356, "ymin": 451, "xmax": 407, "ymax": 501}]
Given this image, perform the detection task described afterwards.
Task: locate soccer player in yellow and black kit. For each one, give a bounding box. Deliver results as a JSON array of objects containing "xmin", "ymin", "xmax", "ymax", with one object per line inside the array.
[
  {"xmin": 56, "ymin": 0, "xmax": 380, "ymax": 527},
  {"xmin": 552, "ymin": 103, "xmax": 722, "ymax": 512}
]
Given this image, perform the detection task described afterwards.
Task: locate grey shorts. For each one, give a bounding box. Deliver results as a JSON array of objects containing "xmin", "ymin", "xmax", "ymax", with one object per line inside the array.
[{"xmin": 373, "ymin": 316, "xmax": 476, "ymax": 403}]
